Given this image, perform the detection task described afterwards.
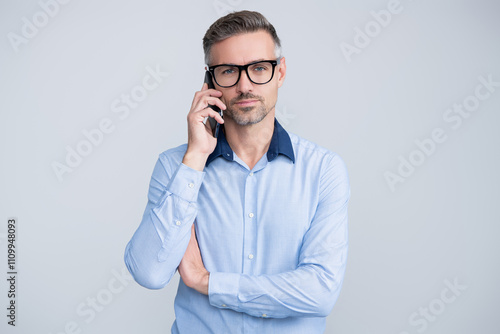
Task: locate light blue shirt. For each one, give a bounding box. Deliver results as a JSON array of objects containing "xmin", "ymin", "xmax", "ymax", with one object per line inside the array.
[{"xmin": 124, "ymin": 119, "xmax": 350, "ymax": 333}]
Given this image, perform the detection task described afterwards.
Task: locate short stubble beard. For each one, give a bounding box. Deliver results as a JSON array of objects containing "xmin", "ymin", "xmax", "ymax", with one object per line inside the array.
[{"xmin": 225, "ymin": 93, "xmax": 270, "ymax": 126}]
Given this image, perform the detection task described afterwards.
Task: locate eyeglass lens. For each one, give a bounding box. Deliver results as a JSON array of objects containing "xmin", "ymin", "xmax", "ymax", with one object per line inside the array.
[{"xmin": 213, "ymin": 61, "xmax": 275, "ymax": 87}]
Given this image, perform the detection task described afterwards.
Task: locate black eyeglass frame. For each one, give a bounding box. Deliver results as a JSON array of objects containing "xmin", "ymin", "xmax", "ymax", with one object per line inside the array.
[{"xmin": 207, "ymin": 59, "xmax": 281, "ymax": 88}]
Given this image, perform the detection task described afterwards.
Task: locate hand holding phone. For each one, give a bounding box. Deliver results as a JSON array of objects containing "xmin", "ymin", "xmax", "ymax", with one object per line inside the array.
[
  {"xmin": 182, "ymin": 71, "xmax": 225, "ymax": 171},
  {"xmin": 204, "ymin": 71, "xmax": 223, "ymax": 138}
]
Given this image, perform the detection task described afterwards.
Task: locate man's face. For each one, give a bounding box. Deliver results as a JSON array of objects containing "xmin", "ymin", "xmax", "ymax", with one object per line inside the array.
[{"xmin": 209, "ymin": 30, "xmax": 286, "ymax": 126}]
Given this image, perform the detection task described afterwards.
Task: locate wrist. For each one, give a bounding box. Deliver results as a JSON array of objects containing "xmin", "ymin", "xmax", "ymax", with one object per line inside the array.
[
  {"xmin": 198, "ymin": 271, "xmax": 210, "ymax": 295},
  {"xmin": 182, "ymin": 151, "xmax": 209, "ymax": 171},
  {"xmin": 190, "ymin": 271, "xmax": 209, "ymax": 295}
]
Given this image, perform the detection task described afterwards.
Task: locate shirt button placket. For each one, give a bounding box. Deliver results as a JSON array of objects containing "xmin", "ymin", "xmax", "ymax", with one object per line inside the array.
[{"xmin": 243, "ymin": 171, "xmax": 257, "ymax": 275}]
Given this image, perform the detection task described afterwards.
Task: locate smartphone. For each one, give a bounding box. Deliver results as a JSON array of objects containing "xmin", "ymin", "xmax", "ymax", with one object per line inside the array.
[{"xmin": 204, "ymin": 71, "xmax": 223, "ymax": 138}]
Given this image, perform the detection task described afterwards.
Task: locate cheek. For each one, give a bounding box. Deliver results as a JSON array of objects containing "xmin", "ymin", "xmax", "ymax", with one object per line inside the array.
[
  {"xmin": 219, "ymin": 91, "xmax": 232, "ymax": 105},
  {"xmin": 263, "ymin": 88, "xmax": 278, "ymax": 105}
]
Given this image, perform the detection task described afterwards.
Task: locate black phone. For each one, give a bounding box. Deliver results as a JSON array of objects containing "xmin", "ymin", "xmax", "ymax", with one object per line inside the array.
[{"xmin": 204, "ymin": 71, "xmax": 223, "ymax": 138}]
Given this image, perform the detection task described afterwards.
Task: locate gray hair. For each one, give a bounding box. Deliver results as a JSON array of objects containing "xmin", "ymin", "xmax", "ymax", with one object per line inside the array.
[{"xmin": 203, "ymin": 10, "xmax": 282, "ymax": 65}]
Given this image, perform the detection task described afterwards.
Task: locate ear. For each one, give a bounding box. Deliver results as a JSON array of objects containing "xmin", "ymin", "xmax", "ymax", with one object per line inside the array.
[{"xmin": 277, "ymin": 57, "xmax": 286, "ymax": 88}]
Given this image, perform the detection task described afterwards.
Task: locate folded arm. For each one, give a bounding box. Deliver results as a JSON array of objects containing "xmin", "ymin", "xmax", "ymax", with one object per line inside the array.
[
  {"xmin": 124, "ymin": 155, "xmax": 205, "ymax": 289},
  {"xmin": 180, "ymin": 154, "xmax": 350, "ymax": 318}
]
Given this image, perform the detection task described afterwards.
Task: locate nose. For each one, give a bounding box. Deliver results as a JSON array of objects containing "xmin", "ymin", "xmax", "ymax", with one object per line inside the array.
[{"xmin": 235, "ymin": 69, "xmax": 253, "ymax": 94}]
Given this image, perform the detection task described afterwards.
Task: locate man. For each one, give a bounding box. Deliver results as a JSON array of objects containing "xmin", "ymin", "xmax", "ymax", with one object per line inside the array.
[{"xmin": 124, "ymin": 10, "xmax": 350, "ymax": 333}]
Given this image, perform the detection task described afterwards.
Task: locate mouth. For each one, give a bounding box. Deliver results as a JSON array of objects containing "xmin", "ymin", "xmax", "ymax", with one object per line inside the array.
[{"xmin": 235, "ymin": 99, "xmax": 259, "ymax": 107}]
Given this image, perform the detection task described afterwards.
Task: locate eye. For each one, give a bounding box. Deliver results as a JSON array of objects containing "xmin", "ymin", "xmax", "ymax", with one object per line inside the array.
[
  {"xmin": 251, "ymin": 63, "xmax": 270, "ymax": 73},
  {"xmin": 221, "ymin": 68, "xmax": 235, "ymax": 75},
  {"xmin": 217, "ymin": 66, "xmax": 238, "ymax": 76}
]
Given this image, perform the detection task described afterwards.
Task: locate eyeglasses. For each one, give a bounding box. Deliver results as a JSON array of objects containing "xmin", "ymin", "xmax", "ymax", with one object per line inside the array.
[{"xmin": 208, "ymin": 59, "xmax": 280, "ymax": 88}]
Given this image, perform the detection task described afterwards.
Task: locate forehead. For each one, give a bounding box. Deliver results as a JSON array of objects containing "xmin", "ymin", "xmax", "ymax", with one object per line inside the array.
[{"xmin": 210, "ymin": 30, "xmax": 276, "ymax": 65}]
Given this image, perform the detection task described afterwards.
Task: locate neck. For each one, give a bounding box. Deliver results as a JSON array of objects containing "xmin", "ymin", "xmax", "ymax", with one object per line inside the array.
[{"xmin": 223, "ymin": 112, "xmax": 275, "ymax": 170}]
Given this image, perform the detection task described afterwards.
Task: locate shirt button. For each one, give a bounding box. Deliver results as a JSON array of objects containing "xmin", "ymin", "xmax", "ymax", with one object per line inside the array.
[
  {"xmin": 175, "ymin": 220, "xmax": 181, "ymax": 226},
  {"xmin": 262, "ymin": 314, "xmax": 267, "ymax": 318},
  {"xmin": 249, "ymin": 172, "xmax": 254, "ymax": 176},
  {"xmin": 188, "ymin": 183, "xmax": 194, "ymax": 188},
  {"xmin": 248, "ymin": 254, "xmax": 254, "ymax": 259},
  {"xmin": 248, "ymin": 213, "xmax": 254, "ymax": 218},
  {"xmin": 222, "ymin": 304, "xmax": 227, "ymax": 307}
]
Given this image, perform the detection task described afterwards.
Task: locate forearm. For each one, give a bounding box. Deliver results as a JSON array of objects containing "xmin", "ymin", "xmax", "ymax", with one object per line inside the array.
[
  {"xmin": 209, "ymin": 153, "xmax": 350, "ymax": 318},
  {"xmin": 124, "ymin": 197, "xmax": 195, "ymax": 289},
  {"xmin": 124, "ymin": 159, "xmax": 205, "ymax": 289},
  {"xmin": 208, "ymin": 250, "xmax": 347, "ymax": 319}
]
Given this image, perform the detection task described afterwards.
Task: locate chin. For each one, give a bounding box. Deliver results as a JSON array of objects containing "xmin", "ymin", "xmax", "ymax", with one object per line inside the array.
[
  {"xmin": 227, "ymin": 105, "xmax": 269, "ymax": 126},
  {"xmin": 232, "ymin": 111, "xmax": 269, "ymax": 126}
]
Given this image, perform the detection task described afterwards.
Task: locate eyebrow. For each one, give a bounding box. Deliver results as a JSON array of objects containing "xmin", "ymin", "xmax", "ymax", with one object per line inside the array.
[{"xmin": 216, "ymin": 58, "xmax": 269, "ymax": 66}]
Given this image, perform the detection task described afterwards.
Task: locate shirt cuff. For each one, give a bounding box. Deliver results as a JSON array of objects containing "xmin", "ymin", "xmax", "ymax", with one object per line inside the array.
[
  {"xmin": 208, "ymin": 272, "xmax": 240, "ymax": 310},
  {"xmin": 166, "ymin": 163, "xmax": 205, "ymax": 202}
]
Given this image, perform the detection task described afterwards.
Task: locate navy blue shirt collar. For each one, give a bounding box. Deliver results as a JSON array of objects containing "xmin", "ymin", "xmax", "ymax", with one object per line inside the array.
[{"xmin": 206, "ymin": 118, "xmax": 295, "ymax": 167}]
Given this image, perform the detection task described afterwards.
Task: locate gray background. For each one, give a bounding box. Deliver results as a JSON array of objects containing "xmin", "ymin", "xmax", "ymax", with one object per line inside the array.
[{"xmin": 1, "ymin": 0, "xmax": 499, "ymax": 333}]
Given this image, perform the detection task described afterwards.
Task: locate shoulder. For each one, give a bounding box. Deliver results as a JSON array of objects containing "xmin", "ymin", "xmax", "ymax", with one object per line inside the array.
[
  {"xmin": 288, "ymin": 132, "xmax": 349, "ymax": 182},
  {"xmin": 288, "ymin": 132, "xmax": 342, "ymax": 164},
  {"xmin": 288, "ymin": 133, "xmax": 350, "ymax": 203},
  {"xmin": 159, "ymin": 143, "xmax": 188, "ymax": 160},
  {"xmin": 156, "ymin": 143, "xmax": 188, "ymax": 172}
]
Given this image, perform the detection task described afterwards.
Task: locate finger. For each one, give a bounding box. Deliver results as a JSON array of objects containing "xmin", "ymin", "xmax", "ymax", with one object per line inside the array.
[
  {"xmin": 190, "ymin": 89, "xmax": 223, "ymax": 111},
  {"xmin": 206, "ymin": 97, "xmax": 226, "ymax": 111},
  {"xmin": 212, "ymin": 110, "xmax": 224, "ymax": 124},
  {"xmin": 200, "ymin": 83, "xmax": 223, "ymax": 97},
  {"xmin": 202, "ymin": 108, "xmax": 224, "ymax": 124},
  {"xmin": 192, "ymin": 98, "xmax": 226, "ymax": 117},
  {"xmin": 204, "ymin": 88, "xmax": 223, "ymax": 97},
  {"xmin": 199, "ymin": 112, "xmax": 224, "ymax": 132},
  {"xmin": 203, "ymin": 118, "xmax": 212, "ymax": 135},
  {"xmin": 192, "ymin": 107, "xmax": 223, "ymax": 125},
  {"xmin": 202, "ymin": 116, "xmax": 221, "ymax": 137}
]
